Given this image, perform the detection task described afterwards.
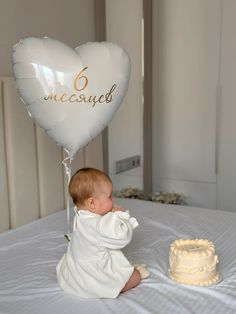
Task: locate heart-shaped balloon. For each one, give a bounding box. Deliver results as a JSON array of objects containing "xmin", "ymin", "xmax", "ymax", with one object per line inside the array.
[{"xmin": 12, "ymin": 37, "xmax": 131, "ymax": 158}]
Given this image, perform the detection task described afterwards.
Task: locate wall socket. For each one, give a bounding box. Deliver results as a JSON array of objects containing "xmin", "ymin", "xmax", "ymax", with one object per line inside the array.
[{"xmin": 115, "ymin": 155, "xmax": 141, "ymax": 174}]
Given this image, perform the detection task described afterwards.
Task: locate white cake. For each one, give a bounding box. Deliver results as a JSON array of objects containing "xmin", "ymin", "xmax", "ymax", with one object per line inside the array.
[{"xmin": 168, "ymin": 239, "xmax": 220, "ymax": 286}]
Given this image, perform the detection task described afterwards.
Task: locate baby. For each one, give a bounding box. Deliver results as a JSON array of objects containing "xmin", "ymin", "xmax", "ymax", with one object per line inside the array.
[{"xmin": 56, "ymin": 167, "xmax": 149, "ymax": 298}]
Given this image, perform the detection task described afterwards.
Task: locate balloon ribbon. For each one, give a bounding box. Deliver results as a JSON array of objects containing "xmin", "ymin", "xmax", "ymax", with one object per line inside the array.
[{"xmin": 62, "ymin": 156, "xmax": 72, "ymax": 241}]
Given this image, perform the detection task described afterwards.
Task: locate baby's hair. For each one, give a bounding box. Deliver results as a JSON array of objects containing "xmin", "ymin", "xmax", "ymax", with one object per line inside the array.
[{"xmin": 69, "ymin": 167, "xmax": 112, "ymax": 207}]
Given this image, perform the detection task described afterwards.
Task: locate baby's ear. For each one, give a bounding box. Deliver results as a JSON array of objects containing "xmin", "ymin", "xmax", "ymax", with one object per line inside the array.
[{"xmin": 85, "ymin": 197, "xmax": 96, "ymax": 210}]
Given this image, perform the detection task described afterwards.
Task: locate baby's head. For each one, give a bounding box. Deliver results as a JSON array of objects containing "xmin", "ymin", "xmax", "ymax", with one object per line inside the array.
[{"xmin": 69, "ymin": 168, "xmax": 113, "ymax": 215}]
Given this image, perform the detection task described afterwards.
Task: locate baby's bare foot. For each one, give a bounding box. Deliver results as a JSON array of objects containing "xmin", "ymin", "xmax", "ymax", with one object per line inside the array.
[{"xmin": 131, "ymin": 263, "xmax": 150, "ymax": 279}]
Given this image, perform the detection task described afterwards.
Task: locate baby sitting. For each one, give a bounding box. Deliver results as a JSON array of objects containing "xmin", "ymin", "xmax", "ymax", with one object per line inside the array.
[{"xmin": 56, "ymin": 167, "xmax": 149, "ymax": 298}]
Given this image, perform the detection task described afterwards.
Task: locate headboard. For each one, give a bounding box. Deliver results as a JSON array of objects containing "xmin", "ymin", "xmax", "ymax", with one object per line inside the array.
[{"xmin": 0, "ymin": 77, "xmax": 103, "ymax": 232}]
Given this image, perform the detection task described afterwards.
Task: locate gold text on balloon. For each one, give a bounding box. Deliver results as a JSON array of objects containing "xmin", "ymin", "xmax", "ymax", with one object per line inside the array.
[{"xmin": 44, "ymin": 67, "xmax": 117, "ymax": 107}]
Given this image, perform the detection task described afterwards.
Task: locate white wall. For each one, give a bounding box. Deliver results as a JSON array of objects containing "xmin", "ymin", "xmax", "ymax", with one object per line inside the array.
[
  {"xmin": 106, "ymin": 0, "xmax": 143, "ymax": 192},
  {"xmin": 217, "ymin": 0, "xmax": 236, "ymax": 212},
  {"xmin": 152, "ymin": 0, "xmax": 221, "ymax": 208},
  {"xmin": 0, "ymin": 0, "xmax": 95, "ymax": 76}
]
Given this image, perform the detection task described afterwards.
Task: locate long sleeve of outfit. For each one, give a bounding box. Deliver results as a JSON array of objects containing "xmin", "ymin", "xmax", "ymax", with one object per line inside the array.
[{"xmin": 56, "ymin": 210, "xmax": 139, "ymax": 298}]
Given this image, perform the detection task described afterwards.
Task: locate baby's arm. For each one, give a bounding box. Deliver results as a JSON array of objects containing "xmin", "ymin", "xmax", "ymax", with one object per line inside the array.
[
  {"xmin": 96, "ymin": 211, "xmax": 139, "ymax": 249},
  {"xmin": 111, "ymin": 206, "xmax": 139, "ymax": 228}
]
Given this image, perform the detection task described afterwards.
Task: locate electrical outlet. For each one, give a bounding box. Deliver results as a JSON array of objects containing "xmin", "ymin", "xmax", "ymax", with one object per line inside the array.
[{"xmin": 116, "ymin": 155, "xmax": 141, "ymax": 174}]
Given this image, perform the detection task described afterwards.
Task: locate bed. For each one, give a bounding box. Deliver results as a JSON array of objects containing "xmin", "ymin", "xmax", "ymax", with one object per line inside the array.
[{"xmin": 1, "ymin": 198, "xmax": 236, "ymax": 314}]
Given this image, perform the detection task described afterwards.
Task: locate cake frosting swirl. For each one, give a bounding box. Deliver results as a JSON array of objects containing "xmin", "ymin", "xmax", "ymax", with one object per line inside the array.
[{"xmin": 168, "ymin": 239, "xmax": 220, "ymax": 286}]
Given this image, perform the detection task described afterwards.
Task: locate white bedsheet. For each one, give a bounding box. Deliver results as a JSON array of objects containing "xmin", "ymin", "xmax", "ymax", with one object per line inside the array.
[{"xmin": 0, "ymin": 198, "xmax": 236, "ymax": 314}]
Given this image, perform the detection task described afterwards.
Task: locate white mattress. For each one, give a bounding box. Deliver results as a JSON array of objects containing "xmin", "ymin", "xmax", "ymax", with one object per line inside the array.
[{"xmin": 1, "ymin": 198, "xmax": 236, "ymax": 314}]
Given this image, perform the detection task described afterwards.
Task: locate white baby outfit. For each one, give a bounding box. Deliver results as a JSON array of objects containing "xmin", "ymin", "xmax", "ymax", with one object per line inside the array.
[{"xmin": 56, "ymin": 209, "xmax": 139, "ymax": 298}]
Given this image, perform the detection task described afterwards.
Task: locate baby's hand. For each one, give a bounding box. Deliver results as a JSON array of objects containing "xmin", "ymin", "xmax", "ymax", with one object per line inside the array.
[{"xmin": 111, "ymin": 205, "xmax": 126, "ymax": 212}]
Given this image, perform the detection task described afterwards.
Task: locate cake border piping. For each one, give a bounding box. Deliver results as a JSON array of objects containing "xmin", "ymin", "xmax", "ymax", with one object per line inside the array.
[{"xmin": 167, "ymin": 270, "xmax": 222, "ymax": 286}]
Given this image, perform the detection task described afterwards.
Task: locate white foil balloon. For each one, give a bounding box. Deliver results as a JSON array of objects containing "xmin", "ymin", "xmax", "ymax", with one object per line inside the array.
[{"xmin": 12, "ymin": 37, "xmax": 131, "ymax": 158}]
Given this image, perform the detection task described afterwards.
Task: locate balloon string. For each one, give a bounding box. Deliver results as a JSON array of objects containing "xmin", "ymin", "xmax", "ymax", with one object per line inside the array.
[{"xmin": 62, "ymin": 156, "xmax": 72, "ymax": 241}]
